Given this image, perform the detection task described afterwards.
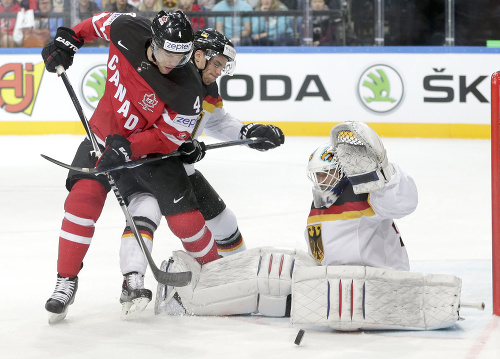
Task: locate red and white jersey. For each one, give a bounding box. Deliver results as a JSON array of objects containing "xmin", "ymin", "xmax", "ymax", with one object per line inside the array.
[
  {"xmin": 305, "ymin": 164, "xmax": 418, "ymax": 271},
  {"xmin": 72, "ymin": 12, "xmax": 204, "ymax": 159}
]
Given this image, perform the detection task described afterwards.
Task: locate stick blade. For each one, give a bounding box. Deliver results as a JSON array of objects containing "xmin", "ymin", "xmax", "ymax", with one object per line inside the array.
[
  {"xmin": 154, "ymin": 269, "xmax": 192, "ymax": 287},
  {"xmin": 41, "ymin": 154, "xmax": 92, "ymax": 173}
]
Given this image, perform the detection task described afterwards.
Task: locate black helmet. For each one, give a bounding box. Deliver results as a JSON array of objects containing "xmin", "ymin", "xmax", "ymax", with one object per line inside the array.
[
  {"xmin": 151, "ymin": 10, "xmax": 194, "ymax": 67},
  {"xmin": 193, "ymin": 28, "xmax": 236, "ymax": 75}
]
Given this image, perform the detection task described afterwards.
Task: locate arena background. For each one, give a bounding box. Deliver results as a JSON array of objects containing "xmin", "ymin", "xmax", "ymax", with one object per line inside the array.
[{"xmin": 1, "ymin": 46, "xmax": 499, "ymax": 138}]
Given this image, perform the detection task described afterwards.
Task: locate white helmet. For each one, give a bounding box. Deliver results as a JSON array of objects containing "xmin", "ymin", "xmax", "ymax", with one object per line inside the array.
[{"xmin": 307, "ymin": 143, "xmax": 347, "ymax": 207}]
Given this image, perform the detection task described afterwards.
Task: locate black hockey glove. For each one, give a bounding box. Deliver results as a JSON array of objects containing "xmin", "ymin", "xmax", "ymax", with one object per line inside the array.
[
  {"xmin": 42, "ymin": 27, "xmax": 84, "ymax": 73},
  {"xmin": 96, "ymin": 135, "xmax": 132, "ymax": 170},
  {"xmin": 240, "ymin": 123, "xmax": 285, "ymax": 151},
  {"xmin": 178, "ymin": 139, "xmax": 207, "ymax": 164}
]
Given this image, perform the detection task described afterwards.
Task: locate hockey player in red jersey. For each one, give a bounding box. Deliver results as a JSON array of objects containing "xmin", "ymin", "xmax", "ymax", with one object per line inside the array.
[
  {"xmin": 116, "ymin": 28, "xmax": 285, "ymax": 317},
  {"xmin": 41, "ymin": 10, "xmax": 217, "ymax": 324},
  {"xmin": 305, "ymin": 121, "xmax": 418, "ymax": 270}
]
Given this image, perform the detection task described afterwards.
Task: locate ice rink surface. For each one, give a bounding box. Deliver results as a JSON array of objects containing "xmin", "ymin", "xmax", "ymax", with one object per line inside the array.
[{"xmin": 1, "ymin": 135, "xmax": 499, "ymax": 358}]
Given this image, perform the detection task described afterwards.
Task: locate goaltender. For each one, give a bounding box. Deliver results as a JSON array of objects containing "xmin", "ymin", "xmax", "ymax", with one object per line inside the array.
[{"xmin": 156, "ymin": 121, "xmax": 462, "ymax": 331}]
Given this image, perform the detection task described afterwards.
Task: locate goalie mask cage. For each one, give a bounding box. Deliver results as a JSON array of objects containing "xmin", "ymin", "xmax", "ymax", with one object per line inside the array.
[{"xmin": 491, "ymin": 72, "xmax": 500, "ymax": 316}]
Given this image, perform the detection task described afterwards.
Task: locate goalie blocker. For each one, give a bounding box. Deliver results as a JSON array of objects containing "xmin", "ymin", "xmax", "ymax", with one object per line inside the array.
[{"xmin": 155, "ymin": 247, "xmax": 462, "ymax": 330}]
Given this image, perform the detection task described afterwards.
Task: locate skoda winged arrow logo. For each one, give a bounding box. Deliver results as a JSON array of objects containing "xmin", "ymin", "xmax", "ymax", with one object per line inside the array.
[
  {"xmin": 357, "ymin": 64, "xmax": 404, "ymax": 113},
  {"xmin": 81, "ymin": 65, "xmax": 107, "ymax": 109}
]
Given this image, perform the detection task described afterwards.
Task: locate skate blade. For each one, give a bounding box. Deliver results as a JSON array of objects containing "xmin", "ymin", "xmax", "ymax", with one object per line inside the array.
[
  {"xmin": 154, "ymin": 282, "xmax": 166, "ymax": 315},
  {"xmin": 154, "ymin": 288, "xmax": 185, "ymax": 316},
  {"xmin": 120, "ymin": 297, "xmax": 151, "ymax": 320},
  {"xmin": 48, "ymin": 307, "xmax": 69, "ymax": 325}
]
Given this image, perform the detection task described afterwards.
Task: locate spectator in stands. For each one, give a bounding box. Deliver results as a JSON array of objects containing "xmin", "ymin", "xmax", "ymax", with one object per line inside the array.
[
  {"xmin": 137, "ymin": 0, "xmax": 161, "ymax": 19},
  {"xmin": 77, "ymin": 0, "xmax": 101, "ymax": 20},
  {"xmin": 22, "ymin": 0, "xmax": 60, "ymax": 47},
  {"xmin": 52, "ymin": 0, "xmax": 64, "ymax": 11},
  {"xmin": 100, "ymin": 0, "xmax": 113, "ymax": 9},
  {"xmin": 297, "ymin": 0, "xmax": 336, "ymax": 46},
  {"xmin": 251, "ymin": 0, "xmax": 294, "ymax": 46},
  {"xmin": 212, "ymin": 0, "xmax": 253, "ymax": 46},
  {"xmin": 128, "ymin": 0, "xmax": 140, "ymax": 8},
  {"xmin": 104, "ymin": 0, "xmax": 137, "ymax": 12},
  {"xmin": 178, "ymin": 0, "xmax": 204, "ymax": 32},
  {"xmin": 280, "ymin": 0, "xmax": 295, "ymax": 10},
  {"xmin": 310, "ymin": 0, "xmax": 336, "ymax": 46},
  {"xmin": 162, "ymin": 0, "xmax": 178, "ymax": 12},
  {"xmin": 19, "ymin": 0, "xmax": 38, "ymax": 10},
  {"xmin": 0, "ymin": 0, "xmax": 22, "ymax": 47},
  {"xmin": 197, "ymin": 0, "xmax": 215, "ymax": 11},
  {"xmin": 246, "ymin": 0, "xmax": 257, "ymax": 8}
]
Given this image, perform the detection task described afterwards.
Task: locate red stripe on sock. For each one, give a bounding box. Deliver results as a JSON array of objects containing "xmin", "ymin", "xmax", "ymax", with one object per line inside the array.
[
  {"xmin": 56, "ymin": 179, "xmax": 107, "ymax": 278},
  {"xmin": 167, "ymin": 209, "xmax": 219, "ymax": 265},
  {"xmin": 61, "ymin": 218, "xmax": 95, "ymax": 238},
  {"xmin": 181, "ymin": 227, "xmax": 211, "ymax": 253}
]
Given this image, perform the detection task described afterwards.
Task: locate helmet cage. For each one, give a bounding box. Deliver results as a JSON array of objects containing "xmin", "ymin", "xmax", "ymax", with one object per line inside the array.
[{"xmin": 307, "ymin": 144, "xmax": 345, "ymax": 194}]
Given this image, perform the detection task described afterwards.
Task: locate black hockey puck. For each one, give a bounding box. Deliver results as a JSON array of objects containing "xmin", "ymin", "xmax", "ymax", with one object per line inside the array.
[{"xmin": 294, "ymin": 329, "xmax": 305, "ymax": 345}]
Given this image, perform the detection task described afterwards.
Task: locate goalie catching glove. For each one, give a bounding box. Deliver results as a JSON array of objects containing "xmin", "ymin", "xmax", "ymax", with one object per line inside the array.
[
  {"xmin": 240, "ymin": 123, "xmax": 285, "ymax": 151},
  {"xmin": 96, "ymin": 135, "xmax": 132, "ymax": 171},
  {"xmin": 331, "ymin": 121, "xmax": 395, "ymax": 194},
  {"xmin": 42, "ymin": 27, "xmax": 84, "ymax": 73}
]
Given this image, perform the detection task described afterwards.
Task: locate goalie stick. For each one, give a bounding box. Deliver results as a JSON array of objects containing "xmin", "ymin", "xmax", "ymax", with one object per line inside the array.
[
  {"xmin": 55, "ymin": 66, "xmax": 191, "ymax": 287},
  {"xmin": 41, "ymin": 137, "xmax": 267, "ymax": 175}
]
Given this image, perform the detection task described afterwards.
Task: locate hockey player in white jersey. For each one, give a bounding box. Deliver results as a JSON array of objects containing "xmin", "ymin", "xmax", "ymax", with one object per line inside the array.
[
  {"xmin": 305, "ymin": 121, "xmax": 418, "ymax": 270},
  {"xmin": 154, "ymin": 121, "xmax": 462, "ymax": 331}
]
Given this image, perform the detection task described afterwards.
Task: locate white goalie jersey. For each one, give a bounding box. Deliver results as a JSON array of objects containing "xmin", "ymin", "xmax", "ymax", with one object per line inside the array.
[{"xmin": 305, "ymin": 163, "xmax": 418, "ymax": 270}]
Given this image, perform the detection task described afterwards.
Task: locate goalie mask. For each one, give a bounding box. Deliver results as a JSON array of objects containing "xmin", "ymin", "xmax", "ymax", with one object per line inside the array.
[{"xmin": 307, "ymin": 143, "xmax": 347, "ymax": 208}]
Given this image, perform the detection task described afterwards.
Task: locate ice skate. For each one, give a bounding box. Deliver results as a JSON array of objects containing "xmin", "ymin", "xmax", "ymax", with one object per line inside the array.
[
  {"xmin": 120, "ymin": 272, "xmax": 152, "ymax": 319},
  {"xmin": 154, "ymin": 258, "xmax": 186, "ymax": 315},
  {"xmin": 45, "ymin": 275, "xmax": 78, "ymax": 325}
]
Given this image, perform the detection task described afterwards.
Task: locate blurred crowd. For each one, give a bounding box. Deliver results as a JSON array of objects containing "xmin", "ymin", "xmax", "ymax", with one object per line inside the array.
[{"xmin": 0, "ymin": 0, "xmax": 498, "ymax": 48}]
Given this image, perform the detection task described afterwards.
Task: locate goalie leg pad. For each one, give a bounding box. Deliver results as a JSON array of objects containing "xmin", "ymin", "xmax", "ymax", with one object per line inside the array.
[
  {"xmin": 291, "ymin": 266, "xmax": 461, "ymax": 331},
  {"xmin": 155, "ymin": 247, "xmax": 319, "ymax": 317}
]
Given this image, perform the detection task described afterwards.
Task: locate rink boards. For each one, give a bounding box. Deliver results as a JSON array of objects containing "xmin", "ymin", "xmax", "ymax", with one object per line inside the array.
[{"xmin": 0, "ymin": 47, "xmax": 498, "ymax": 138}]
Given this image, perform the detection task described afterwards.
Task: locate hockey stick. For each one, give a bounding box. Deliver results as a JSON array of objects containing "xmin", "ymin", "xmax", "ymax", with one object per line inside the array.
[
  {"xmin": 55, "ymin": 65, "xmax": 191, "ymax": 287},
  {"xmin": 41, "ymin": 137, "xmax": 267, "ymax": 175}
]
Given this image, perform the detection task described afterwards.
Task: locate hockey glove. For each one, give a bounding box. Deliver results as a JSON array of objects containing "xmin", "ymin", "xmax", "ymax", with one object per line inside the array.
[
  {"xmin": 331, "ymin": 121, "xmax": 395, "ymax": 194},
  {"xmin": 178, "ymin": 139, "xmax": 207, "ymax": 164},
  {"xmin": 42, "ymin": 27, "xmax": 84, "ymax": 73},
  {"xmin": 96, "ymin": 135, "xmax": 132, "ymax": 170},
  {"xmin": 240, "ymin": 123, "xmax": 285, "ymax": 151}
]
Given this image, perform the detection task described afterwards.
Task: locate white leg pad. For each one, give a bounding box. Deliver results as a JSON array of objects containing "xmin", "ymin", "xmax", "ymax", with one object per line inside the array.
[
  {"xmin": 291, "ymin": 266, "xmax": 462, "ymax": 331},
  {"xmin": 165, "ymin": 247, "xmax": 319, "ymax": 317}
]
